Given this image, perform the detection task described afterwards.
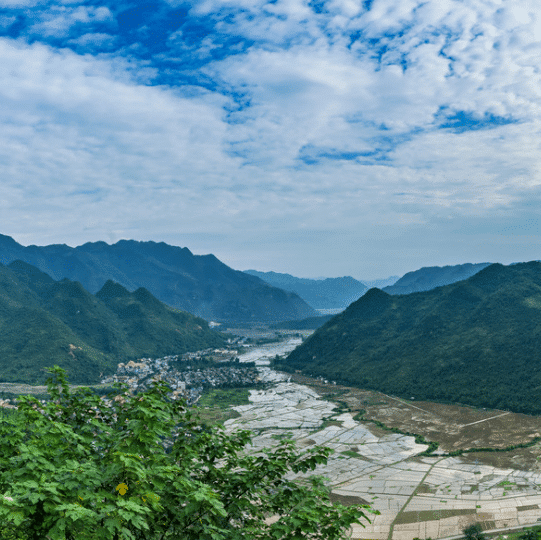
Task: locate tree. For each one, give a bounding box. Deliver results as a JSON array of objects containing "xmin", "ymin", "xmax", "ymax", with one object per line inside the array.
[
  {"xmin": 519, "ymin": 530, "xmax": 539, "ymax": 540},
  {"xmin": 463, "ymin": 523, "xmax": 485, "ymax": 540},
  {"xmin": 0, "ymin": 366, "xmax": 375, "ymax": 539}
]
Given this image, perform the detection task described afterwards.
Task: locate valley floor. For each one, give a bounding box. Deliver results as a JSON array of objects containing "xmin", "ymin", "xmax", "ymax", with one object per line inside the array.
[{"xmin": 228, "ymin": 340, "xmax": 541, "ymax": 540}]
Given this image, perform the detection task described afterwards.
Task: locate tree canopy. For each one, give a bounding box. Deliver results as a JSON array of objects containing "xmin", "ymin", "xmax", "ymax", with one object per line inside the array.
[{"xmin": 0, "ymin": 367, "xmax": 375, "ymax": 539}]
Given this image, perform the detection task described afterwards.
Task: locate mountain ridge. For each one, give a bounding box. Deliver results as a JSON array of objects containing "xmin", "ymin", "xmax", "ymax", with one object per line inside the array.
[
  {"xmin": 382, "ymin": 262, "xmax": 492, "ymax": 295},
  {"xmin": 244, "ymin": 269, "xmax": 368, "ymax": 309},
  {"xmin": 280, "ymin": 261, "xmax": 541, "ymax": 414},
  {"xmin": 0, "ymin": 235, "xmax": 316, "ymax": 323},
  {"xmin": 0, "ymin": 260, "xmax": 226, "ymax": 384}
]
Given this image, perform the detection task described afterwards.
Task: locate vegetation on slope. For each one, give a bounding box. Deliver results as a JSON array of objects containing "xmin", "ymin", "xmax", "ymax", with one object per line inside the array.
[
  {"xmin": 0, "ymin": 261, "xmax": 225, "ymax": 385},
  {"xmin": 0, "ymin": 235, "xmax": 317, "ymax": 323},
  {"xmin": 280, "ymin": 262, "xmax": 541, "ymax": 414},
  {"xmin": 382, "ymin": 262, "xmax": 492, "ymax": 295}
]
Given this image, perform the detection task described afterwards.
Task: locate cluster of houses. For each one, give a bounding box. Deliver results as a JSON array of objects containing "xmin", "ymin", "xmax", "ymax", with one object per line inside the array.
[
  {"xmin": 173, "ymin": 365, "xmax": 260, "ymax": 392},
  {"xmin": 99, "ymin": 348, "xmax": 260, "ymax": 404},
  {"xmin": 0, "ymin": 343, "xmax": 260, "ymax": 409}
]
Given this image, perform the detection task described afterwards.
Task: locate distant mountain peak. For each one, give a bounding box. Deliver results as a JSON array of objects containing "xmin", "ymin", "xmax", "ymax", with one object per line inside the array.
[
  {"xmin": 244, "ymin": 269, "xmax": 367, "ymax": 310},
  {"xmin": 96, "ymin": 280, "xmax": 131, "ymax": 299}
]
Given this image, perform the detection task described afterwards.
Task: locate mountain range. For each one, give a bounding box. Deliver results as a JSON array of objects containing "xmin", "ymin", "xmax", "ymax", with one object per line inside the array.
[
  {"xmin": 0, "ymin": 235, "xmax": 316, "ymax": 324},
  {"xmin": 270, "ymin": 263, "xmax": 493, "ymax": 329},
  {"xmin": 0, "ymin": 260, "xmax": 225, "ymax": 385},
  {"xmin": 248, "ymin": 264, "xmax": 491, "ymax": 313},
  {"xmin": 382, "ymin": 262, "xmax": 492, "ymax": 295},
  {"xmin": 244, "ymin": 270, "xmax": 368, "ymax": 309},
  {"xmin": 280, "ymin": 262, "xmax": 541, "ymax": 414}
]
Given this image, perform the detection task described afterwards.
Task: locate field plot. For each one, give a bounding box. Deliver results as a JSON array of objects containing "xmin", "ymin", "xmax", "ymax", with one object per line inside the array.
[
  {"xmin": 290, "ymin": 374, "xmax": 541, "ymax": 459},
  {"xmin": 0, "ymin": 381, "xmax": 112, "ymax": 396},
  {"xmin": 225, "ymin": 375, "xmax": 541, "ymax": 540}
]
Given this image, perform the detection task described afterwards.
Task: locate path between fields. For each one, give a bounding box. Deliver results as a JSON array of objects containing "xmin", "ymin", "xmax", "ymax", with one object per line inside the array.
[
  {"xmin": 379, "ymin": 393, "xmax": 433, "ymax": 414},
  {"xmin": 387, "ymin": 457, "xmax": 447, "ymax": 540},
  {"xmin": 460, "ymin": 412, "xmax": 511, "ymax": 427}
]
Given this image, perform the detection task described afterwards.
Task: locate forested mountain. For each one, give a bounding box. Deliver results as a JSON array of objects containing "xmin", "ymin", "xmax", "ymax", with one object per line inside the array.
[
  {"xmin": 382, "ymin": 262, "xmax": 491, "ymax": 295},
  {"xmin": 244, "ymin": 270, "xmax": 367, "ymax": 309},
  {"xmin": 0, "ymin": 235, "xmax": 316, "ymax": 323},
  {"xmin": 0, "ymin": 260, "xmax": 225, "ymax": 384},
  {"xmin": 280, "ymin": 262, "xmax": 541, "ymax": 414}
]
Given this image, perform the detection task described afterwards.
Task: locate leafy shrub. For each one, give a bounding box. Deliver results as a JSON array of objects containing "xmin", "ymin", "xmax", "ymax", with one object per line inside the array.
[{"xmin": 0, "ymin": 366, "xmax": 375, "ymax": 539}]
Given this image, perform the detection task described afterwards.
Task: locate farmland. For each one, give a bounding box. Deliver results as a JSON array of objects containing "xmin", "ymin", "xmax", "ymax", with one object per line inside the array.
[{"xmin": 224, "ymin": 365, "xmax": 541, "ymax": 540}]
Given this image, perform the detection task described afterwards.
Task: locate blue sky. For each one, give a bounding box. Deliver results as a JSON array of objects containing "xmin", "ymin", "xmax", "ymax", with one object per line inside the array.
[{"xmin": 1, "ymin": 0, "xmax": 541, "ymax": 280}]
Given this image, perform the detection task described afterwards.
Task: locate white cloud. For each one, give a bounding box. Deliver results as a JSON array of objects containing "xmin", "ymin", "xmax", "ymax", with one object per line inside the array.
[
  {"xmin": 4, "ymin": 0, "xmax": 541, "ymax": 277},
  {"xmin": 68, "ymin": 32, "xmax": 116, "ymax": 49},
  {"xmin": 0, "ymin": 39, "xmax": 245, "ymax": 240},
  {"xmin": 28, "ymin": 5, "xmax": 113, "ymax": 38}
]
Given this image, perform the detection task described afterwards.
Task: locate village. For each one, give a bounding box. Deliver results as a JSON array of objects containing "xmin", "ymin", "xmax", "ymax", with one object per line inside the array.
[{"xmin": 99, "ymin": 346, "xmax": 262, "ymax": 404}]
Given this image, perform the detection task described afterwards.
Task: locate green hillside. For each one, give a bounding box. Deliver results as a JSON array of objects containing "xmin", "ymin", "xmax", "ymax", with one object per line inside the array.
[
  {"xmin": 382, "ymin": 262, "xmax": 491, "ymax": 295},
  {"xmin": 0, "ymin": 235, "xmax": 317, "ymax": 323},
  {"xmin": 0, "ymin": 262, "xmax": 226, "ymax": 384},
  {"xmin": 281, "ymin": 262, "xmax": 541, "ymax": 414}
]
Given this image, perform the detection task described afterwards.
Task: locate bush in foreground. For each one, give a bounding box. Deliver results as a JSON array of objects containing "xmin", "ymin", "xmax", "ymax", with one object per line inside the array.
[{"xmin": 0, "ymin": 366, "xmax": 375, "ymax": 539}]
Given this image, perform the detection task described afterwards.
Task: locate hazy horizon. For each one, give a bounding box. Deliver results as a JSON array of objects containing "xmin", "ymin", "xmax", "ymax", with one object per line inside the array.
[{"xmin": 2, "ymin": 232, "xmax": 504, "ymax": 282}]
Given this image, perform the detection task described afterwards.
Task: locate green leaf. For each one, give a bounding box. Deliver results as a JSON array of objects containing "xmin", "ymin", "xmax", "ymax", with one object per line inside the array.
[{"xmin": 0, "ymin": 368, "xmax": 374, "ymax": 540}]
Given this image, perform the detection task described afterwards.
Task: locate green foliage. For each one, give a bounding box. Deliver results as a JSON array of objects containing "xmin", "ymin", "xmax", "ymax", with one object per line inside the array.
[
  {"xmin": 197, "ymin": 387, "xmax": 252, "ymax": 409},
  {"xmin": 0, "ymin": 263, "xmax": 226, "ymax": 384},
  {"xmin": 520, "ymin": 530, "xmax": 539, "ymax": 540},
  {"xmin": 0, "ymin": 367, "xmax": 375, "ymax": 540},
  {"xmin": 443, "ymin": 436, "xmax": 541, "ymax": 457},
  {"xmin": 463, "ymin": 523, "xmax": 485, "ymax": 540},
  {"xmin": 284, "ymin": 262, "xmax": 541, "ymax": 414}
]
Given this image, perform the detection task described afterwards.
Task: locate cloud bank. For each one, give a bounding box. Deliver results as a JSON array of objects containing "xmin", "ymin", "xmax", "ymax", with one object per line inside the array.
[{"xmin": 1, "ymin": 0, "xmax": 540, "ymax": 278}]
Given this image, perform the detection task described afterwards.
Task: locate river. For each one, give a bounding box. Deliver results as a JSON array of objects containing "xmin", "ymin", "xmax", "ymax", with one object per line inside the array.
[{"xmin": 237, "ymin": 335, "xmax": 304, "ymax": 365}]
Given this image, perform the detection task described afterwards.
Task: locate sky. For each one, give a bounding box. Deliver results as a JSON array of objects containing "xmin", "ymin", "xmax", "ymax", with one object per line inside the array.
[{"xmin": 1, "ymin": 0, "xmax": 541, "ymax": 280}]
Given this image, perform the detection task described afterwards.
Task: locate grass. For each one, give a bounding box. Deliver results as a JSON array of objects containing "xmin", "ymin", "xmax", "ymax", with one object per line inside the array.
[
  {"xmin": 340, "ymin": 450, "xmax": 362, "ymax": 459},
  {"xmin": 193, "ymin": 407, "xmax": 241, "ymax": 425},
  {"xmin": 318, "ymin": 417, "xmax": 343, "ymax": 429},
  {"xmin": 193, "ymin": 387, "xmax": 252, "ymax": 425},
  {"xmin": 395, "ymin": 508, "xmax": 475, "ymax": 524},
  {"xmin": 494, "ymin": 525, "xmax": 541, "ymax": 540},
  {"xmin": 328, "ymin": 493, "xmax": 370, "ymax": 506},
  {"xmin": 197, "ymin": 387, "xmax": 251, "ymax": 409}
]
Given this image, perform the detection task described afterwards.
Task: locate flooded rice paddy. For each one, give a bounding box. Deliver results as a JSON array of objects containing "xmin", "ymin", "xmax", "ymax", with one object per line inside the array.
[{"xmin": 228, "ymin": 337, "xmax": 541, "ymax": 540}]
